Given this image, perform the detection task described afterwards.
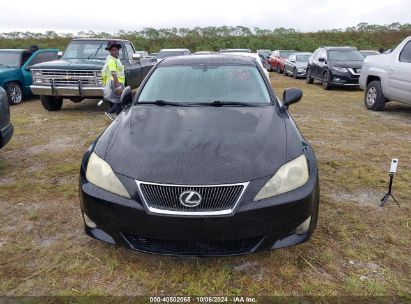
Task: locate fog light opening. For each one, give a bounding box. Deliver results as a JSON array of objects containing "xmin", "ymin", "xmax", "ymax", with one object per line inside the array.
[
  {"xmin": 83, "ymin": 212, "xmax": 97, "ymax": 228},
  {"xmin": 295, "ymin": 216, "xmax": 311, "ymax": 235}
]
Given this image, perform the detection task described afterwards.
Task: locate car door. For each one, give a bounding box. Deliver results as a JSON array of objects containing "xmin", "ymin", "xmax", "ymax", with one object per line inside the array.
[
  {"xmin": 21, "ymin": 50, "xmax": 59, "ymax": 92},
  {"xmin": 122, "ymin": 43, "xmax": 142, "ymax": 89},
  {"xmin": 387, "ymin": 40, "xmax": 411, "ymax": 102},
  {"xmin": 316, "ymin": 49, "xmax": 328, "ymax": 79}
]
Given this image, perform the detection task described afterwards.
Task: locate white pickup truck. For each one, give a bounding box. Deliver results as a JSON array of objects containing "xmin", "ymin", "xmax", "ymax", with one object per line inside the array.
[{"xmin": 359, "ymin": 36, "xmax": 411, "ymax": 111}]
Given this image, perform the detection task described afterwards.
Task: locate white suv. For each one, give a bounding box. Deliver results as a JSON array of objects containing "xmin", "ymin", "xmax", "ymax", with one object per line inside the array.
[{"xmin": 359, "ymin": 36, "xmax": 411, "ymax": 111}]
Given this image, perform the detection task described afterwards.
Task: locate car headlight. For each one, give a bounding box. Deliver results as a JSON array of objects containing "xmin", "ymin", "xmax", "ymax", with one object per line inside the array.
[
  {"xmin": 332, "ymin": 67, "xmax": 348, "ymax": 73},
  {"xmin": 86, "ymin": 152, "xmax": 131, "ymax": 198},
  {"xmin": 254, "ymin": 154, "xmax": 309, "ymax": 201}
]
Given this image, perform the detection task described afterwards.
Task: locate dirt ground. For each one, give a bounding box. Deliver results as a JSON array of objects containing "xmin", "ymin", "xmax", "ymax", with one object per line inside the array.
[{"xmin": 0, "ymin": 73, "xmax": 410, "ymax": 300}]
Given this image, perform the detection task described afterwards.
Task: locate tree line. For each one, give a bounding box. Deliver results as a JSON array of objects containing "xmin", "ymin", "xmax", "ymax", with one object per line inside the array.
[{"xmin": 1, "ymin": 23, "xmax": 410, "ymax": 53}]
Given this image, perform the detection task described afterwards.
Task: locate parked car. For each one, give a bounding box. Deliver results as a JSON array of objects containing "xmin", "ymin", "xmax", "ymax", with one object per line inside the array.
[
  {"xmin": 268, "ymin": 50, "xmax": 296, "ymax": 73},
  {"xmin": 257, "ymin": 50, "xmax": 272, "ymax": 71},
  {"xmin": 134, "ymin": 51, "xmax": 149, "ymax": 60},
  {"xmin": 0, "ymin": 48, "xmax": 59, "ymax": 105},
  {"xmin": 360, "ymin": 36, "xmax": 411, "ymax": 110},
  {"xmin": 220, "ymin": 52, "xmax": 269, "ymax": 79},
  {"xmin": 306, "ymin": 46, "xmax": 364, "ymax": 90},
  {"xmin": 156, "ymin": 49, "xmax": 191, "ymax": 62},
  {"xmin": 0, "ymin": 87, "xmax": 13, "ymax": 149},
  {"xmin": 360, "ymin": 50, "xmax": 380, "ymax": 58},
  {"xmin": 79, "ymin": 55, "xmax": 320, "ymax": 256},
  {"xmin": 218, "ymin": 49, "xmax": 252, "ymax": 54},
  {"xmin": 257, "ymin": 49, "xmax": 272, "ymax": 58},
  {"xmin": 30, "ymin": 38, "xmax": 156, "ymax": 111},
  {"xmin": 284, "ymin": 52, "xmax": 313, "ymax": 78}
]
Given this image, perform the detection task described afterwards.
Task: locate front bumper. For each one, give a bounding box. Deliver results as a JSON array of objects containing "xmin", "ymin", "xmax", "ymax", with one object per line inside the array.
[
  {"xmin": 329, "ymin": 71, "xmax": 360, "ymax": 86},
  {"xmin": 0, "ymin": 123, "xmax": 13, "ymax": 149},
  {"xmin": 79, "ymin": 154, "xmax": 320, "ymax": 256},
  {"xmin": 30, "ymin": 85, "xmax": 104, "ymax": 97}
]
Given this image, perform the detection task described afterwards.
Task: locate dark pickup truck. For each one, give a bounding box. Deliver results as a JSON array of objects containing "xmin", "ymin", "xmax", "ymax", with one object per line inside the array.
[{"xmin": 30, "ymin": 38, "xmax": 156, "ymax": 111}]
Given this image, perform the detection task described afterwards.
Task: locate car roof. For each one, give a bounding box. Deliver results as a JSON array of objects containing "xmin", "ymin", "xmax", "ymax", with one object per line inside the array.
[
  {"xmin": 72, "ymin": 38, "xmax": 131, "ymax": 42},
  {"xmin": 159, "ymin": 54, "xmax": 258, "ymax": 66},
  {"xmin": 321, "ymin": 46, "xmax": 358, "ymax": 50},
  {"xmin": 159, "ymin": 48, "xmax": 190, "ymax": 52},
  {"xmin": 0, "ymin": 49, "xmax": 27, "ymax": 52}
]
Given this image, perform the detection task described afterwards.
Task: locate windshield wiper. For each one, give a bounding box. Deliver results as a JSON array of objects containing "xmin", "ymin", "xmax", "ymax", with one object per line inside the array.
[
  {"xmin": 205, "ymin": 101, "xmax": 257, "ymax": 107},
  {"xmin": 138, "ymin": 100, "xmax": 185, "ymax": 106},
  {"xmin": 87, "ymin": 43, "xmax": 104, "ymax": 60}
]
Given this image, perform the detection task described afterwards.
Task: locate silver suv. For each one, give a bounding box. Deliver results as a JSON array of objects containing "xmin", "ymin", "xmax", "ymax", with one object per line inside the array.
[{"xmin": 359, "ymin": 36, "xmax": 411, "ymax": 111}]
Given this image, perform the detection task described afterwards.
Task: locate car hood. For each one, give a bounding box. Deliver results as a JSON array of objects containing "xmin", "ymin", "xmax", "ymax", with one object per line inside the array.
[
  {"xmin": 0, "ymin": 67, "xmax": 18, "ymax": 74},
  {"xmin": 330, "ymin": 60, "xmax": 363, "ymax": 68},
  {"xmin": 94, "ymin": 105, "xmax": 288, "ymax": 184},
  {"xmin": 30, "ymin": 58, "xmax": 105, "ymax": 70}
]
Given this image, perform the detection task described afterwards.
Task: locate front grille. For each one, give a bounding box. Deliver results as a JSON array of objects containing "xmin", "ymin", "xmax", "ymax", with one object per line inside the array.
[
  {"xmin": 125, "ymin": 234, "xmax": 261, "ymax": 255},
  {"xmin": 32, "ymin": 69, "xmax": 101, "ymax": 87},
  {"xmin": 137, "ymin": 181, "xmax": 248, "ymax": 215}
]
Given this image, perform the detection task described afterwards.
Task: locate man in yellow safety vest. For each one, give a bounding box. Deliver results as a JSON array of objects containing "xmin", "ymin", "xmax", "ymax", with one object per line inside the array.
[{"xmin": 101, "ymin": 40, "xmax": 125, "ymax": 119}]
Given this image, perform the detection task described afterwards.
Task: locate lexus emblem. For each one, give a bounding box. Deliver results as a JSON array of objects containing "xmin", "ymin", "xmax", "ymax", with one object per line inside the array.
[{"xmin": 179, "ymin": 190, "xmax": 202, "ymax": 208}]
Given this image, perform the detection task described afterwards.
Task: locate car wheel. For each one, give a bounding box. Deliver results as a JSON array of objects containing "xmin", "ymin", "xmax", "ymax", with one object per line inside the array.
[
  {"xmin": 322, "ymin": 71, "xmax": 332, "ymax": 90},
  {"xmin": 282, "ymin": 66, "xmax": 287, "ymax": 75},
  {"xmin": 40, "ymin": 95, "xmax": 63, "ymax": 111},
  {"xmin": 277, "ymin": 65, "xmax": 282, "ymax": 74},
  {"xmin": 364, "ymin": 81, "xmax": 386, "ymax": 111},
  {"xmin": 293, "ymin": 68, "xmax": 298, "ymax": 79},
  {"xmin": 306, "ymin": 68, "xmax": 314, "ymax": 84},
  {"xmin": 5, "ymin": 82, "xmax": 23, "ymax": 105}
]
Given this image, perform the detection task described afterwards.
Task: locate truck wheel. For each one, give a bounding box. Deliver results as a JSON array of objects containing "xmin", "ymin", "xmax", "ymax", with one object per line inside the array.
[
  {"xmin": 306, "ymin": 68, "xmax": 314, "ymax": 84},
  {"xmin": 322, "ymin": 71, "xmax": 332, "ymax": 90},
  {"xmin": 40, "ymin": 96, "xmax": 63, "ymax": 111},
  {"xmin": 364, "ymin": 81, "xmax": 386, "ymax": 111},
  {"xmin": 5, "ymin": 82, "xmax": 23, "ymax": 105}
]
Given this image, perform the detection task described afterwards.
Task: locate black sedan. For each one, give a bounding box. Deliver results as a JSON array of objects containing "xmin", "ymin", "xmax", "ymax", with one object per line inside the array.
[
  {"xmin": 79, "ymin": 55, "xmax": 320, "ymax": 256},
  {"xmin": 0, "ymin": 87, "xmax": 14, "ymax": 149}
]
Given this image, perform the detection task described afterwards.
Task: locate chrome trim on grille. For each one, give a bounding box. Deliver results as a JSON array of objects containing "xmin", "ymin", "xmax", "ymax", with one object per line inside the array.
[
  {"xmin": 347, "ymin": 68, "xmax": 361, "ymax": 75},
  {"xmin": 31, "ymin": 69, "xmax": 102, "ymax": 87},
  {"xmin": 135, "ymin": 180, "xmax": 249, "ymax": 216}
]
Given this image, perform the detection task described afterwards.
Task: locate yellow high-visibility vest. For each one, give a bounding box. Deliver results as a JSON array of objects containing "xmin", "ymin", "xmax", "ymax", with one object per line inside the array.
[{"xmin": 101, "ymin": 55, "xmax": 125, "ymax": 86}]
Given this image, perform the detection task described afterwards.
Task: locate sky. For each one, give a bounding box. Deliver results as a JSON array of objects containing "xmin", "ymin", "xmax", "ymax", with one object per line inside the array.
[{"xmin": 0, "ymin": 0, "xmax": 409, "ymax": 33}]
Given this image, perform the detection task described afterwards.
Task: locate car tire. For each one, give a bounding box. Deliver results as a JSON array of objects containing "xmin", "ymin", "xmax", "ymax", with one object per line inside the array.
[
  {"xmin": 322, "ymin": 71, "xmax": 332, "ymax": 90},
  {"xmin": 364, "ymin": 81, "xmax": 386, "ymax": 111},
  {"xmin": 40, "ymin": 96, "xmax": 63, "ymax": 111},
  {"xmin": 282, "ymin": 66, "xmax": 287, "ymax": 75},
  {"xmin": 5, "ymin": 82, "xmax": 23, "ymax": 105},
  {"xmin": 306, "ymin": 68, "xmax": 314, "ymax": 84},
  {"xmin": 293, "ymin": 68, "xmax": 298, "ymax": 79}
]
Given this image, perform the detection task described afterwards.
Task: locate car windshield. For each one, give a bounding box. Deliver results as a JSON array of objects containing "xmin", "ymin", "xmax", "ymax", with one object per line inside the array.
[
  {"xmin": 157, "ymin": 51, "xmax": 188, "ymax": 59},
  {"xmin": 280, "ymin": 51, "xmax": 294, "ymax": 58},
  {"xmin": 296, "ymin": 55, "xmax": 311, "ymax": 62},
  {"xmin": 328, "ymin": 50, "xmax": 364, "ymax": 61},
  {"xmin": 0, "ymin": 51, "xmax": 21, "ymax": 68},
  {"xmin": 137, "ymin": 65, "xmax": 271, "ymax": 104},
  {"xmin": 62, "ymin": 41, "xmax": 111, "ymax": 60}
]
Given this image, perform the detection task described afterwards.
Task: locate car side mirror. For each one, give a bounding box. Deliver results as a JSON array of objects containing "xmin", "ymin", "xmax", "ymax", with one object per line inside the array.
[
  {"xmin": 318, "ymin": 57, "xmax": 326, "ymax": 62},
  {"xmin": 132, "ymin": 53, "xmax": 142, "ymax": 61},
  {"xmin": 120, "ymin": 86, "xmax": 132, "ymax": 105},
  {"xmin": 282, "ymin": 88, "xmax": 302, "ymax": 109},
  {"xmin": 57, "ymin": 51, "xmax": 63, "ymax": 58}
]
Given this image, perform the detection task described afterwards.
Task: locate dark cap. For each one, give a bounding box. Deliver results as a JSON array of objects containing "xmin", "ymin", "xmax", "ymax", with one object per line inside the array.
[{"xmin": 105, "ymin": 41, "xmax": 122, "ymax": 51}]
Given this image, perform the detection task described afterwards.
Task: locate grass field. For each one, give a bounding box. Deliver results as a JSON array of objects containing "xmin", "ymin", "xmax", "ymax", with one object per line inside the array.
[{"xmin": 0, "ymin": 73, "xmax": 410, "ymax": 301}]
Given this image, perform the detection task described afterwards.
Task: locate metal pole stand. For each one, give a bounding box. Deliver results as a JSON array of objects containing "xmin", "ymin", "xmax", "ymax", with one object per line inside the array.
[{"xmin": 380, "ymin": 173, "xmax": 400, "ymax": 207}]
